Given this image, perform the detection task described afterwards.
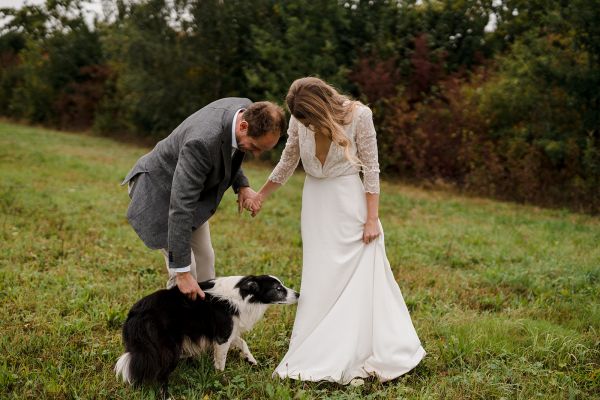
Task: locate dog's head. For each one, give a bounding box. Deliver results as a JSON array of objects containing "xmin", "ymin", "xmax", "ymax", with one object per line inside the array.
[{"xmin": 235, "ymin": 275, "xmax": 299, "ymax": 305}]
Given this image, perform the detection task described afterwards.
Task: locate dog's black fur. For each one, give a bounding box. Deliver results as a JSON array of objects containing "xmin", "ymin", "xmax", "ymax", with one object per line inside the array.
[
  {"xmin": 120, "ymin": 281, "xmax": 230, "ymax": 388},
  {"xmin": 115, "ymin": 275, "xmax": 298, "ymax": 398}
]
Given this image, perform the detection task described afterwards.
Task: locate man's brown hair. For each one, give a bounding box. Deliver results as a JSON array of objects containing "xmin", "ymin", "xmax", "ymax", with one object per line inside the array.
[{"xmin": 243, "ymin": 101, "xmax": 286, "ymax": 138}]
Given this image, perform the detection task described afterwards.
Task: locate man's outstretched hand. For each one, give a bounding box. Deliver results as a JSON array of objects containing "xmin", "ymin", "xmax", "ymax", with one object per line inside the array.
[{"xmin": 176, "ymin": 272, "xmax": 205, "ymax": 301}]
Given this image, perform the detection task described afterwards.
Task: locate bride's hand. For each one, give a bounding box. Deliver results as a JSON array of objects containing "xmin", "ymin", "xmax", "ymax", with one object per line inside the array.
[{"xmin": 363, "ymin": 218, "xmax": 380, "ymax": 244}]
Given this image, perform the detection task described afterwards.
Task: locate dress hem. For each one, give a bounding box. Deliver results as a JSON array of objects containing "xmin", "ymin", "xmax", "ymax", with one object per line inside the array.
[{"xmin": 272, "ymin": 345, "xmax": 426, "ymax": 385}]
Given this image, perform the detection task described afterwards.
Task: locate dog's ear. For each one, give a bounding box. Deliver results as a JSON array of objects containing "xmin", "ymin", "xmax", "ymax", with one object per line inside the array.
[{"xmin": 241, "ymin": 280, "xmax": 259, "ymax": 293}]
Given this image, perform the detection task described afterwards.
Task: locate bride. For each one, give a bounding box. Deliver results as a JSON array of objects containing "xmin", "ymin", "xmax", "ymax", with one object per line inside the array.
[{"xmin": 245, "ymin": 77, "xmax": 425, "ymax": 384}]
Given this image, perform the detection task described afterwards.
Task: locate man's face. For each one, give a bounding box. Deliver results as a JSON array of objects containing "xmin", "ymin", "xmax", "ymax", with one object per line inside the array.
[{"xmin": 237, "ymin": 121, "xmax": 279, "ymax": 157}]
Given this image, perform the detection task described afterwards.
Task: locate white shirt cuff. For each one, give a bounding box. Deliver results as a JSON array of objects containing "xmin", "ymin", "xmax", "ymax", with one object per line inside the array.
[{"xmin": 170, "ymin": 265, "xmax": 191, "ymax": 273}]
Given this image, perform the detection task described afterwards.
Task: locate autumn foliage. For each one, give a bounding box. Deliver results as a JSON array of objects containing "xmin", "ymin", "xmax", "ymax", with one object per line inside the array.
[{"xmin": 1, "ymin": 0, "xmax": 598, "ymax": 212}]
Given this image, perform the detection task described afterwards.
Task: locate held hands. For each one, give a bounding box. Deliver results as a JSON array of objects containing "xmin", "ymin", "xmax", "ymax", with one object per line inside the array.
[
  {"xmin": 237, "ymin": 187, "xmax": 264, "ymax": 217},
  {"xmin": 176, "ymin": 272, "xmax": 205, "ymax": 301},
  {"xmin": 237, "ymin": 187, "xmax": 258, "ymax": 214},
  {"xmin": 363, "ymin": 218, "xmax": 381, "ymax": 244},
  {"xmin": 243, "ymin": 195, "xmax": 263, "ymax": 217}
]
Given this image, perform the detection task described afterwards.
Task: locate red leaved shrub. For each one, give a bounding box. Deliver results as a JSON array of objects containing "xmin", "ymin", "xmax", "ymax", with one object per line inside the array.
[{"xmin": 53, "ymin": 64, "xmax": 111, "ymax": 130}]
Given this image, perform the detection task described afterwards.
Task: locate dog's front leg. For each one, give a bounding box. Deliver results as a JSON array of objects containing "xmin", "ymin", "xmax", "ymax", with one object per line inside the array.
[
  {"xmin": 213, "ymin": 338, "xmax": 233, "ymax": 371},
  {"xmin": 232, "ymin": 336, "xmax": 257, "ymax": 365}
]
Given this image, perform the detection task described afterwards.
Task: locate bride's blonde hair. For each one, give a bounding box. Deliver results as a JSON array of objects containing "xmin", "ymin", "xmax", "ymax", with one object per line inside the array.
[{"xmin": 286, "ymin": 77, "xmax": 361, "ymax": 164}]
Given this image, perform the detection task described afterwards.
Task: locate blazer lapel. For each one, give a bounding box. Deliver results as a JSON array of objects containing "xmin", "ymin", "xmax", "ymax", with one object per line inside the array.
[
  {"xmin": 220, "ymin": 105, "xmax": 244, "ymax": 188},
  {"xmin": 220, "ymin": 135, "xmax": 232, "ymax": 185},
  {"xmin": 220, "ymin": 106, "xmax": 241, "ymax": 190}
]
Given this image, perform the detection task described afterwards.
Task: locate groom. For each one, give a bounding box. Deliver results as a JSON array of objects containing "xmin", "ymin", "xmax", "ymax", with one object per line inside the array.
[{"xmin": 122, "ymin": 98, "xmax": 285, "ymax": 300}]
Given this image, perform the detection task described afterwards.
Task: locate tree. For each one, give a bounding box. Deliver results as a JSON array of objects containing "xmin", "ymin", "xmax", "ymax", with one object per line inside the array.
[{"xmin": 1, "ymin": 0, "xmax": 106, "ymax": 127}]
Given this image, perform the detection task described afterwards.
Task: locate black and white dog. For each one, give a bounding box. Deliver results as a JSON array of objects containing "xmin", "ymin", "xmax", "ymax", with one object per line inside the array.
[{"xmin": 115, "ymin": 275, "xmax": 299, "ymax": 397}]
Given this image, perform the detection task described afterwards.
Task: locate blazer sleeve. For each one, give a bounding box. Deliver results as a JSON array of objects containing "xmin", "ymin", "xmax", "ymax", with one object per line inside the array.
[{"xmin": 167, "ymin": 139, "xmax": 212, "ymax": 269}]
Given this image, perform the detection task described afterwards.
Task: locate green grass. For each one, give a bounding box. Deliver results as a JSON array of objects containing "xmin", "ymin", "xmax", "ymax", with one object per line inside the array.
[{"xmin": 0, "ymin": 122, "xmax": 599, "ymax": 399}]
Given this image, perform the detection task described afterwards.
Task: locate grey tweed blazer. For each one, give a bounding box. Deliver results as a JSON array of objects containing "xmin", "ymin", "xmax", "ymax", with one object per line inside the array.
[{"xmin": 122, "ymin": 98, "xmax": 252, "ymax": 269}]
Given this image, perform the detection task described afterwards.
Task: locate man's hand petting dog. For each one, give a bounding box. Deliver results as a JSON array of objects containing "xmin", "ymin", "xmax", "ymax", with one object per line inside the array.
[{"xmin": 176, "ymin": 272, "xmax": 205, "ymax": 300}]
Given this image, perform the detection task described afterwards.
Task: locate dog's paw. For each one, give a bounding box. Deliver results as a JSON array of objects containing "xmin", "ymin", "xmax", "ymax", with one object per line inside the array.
[
  {"xmin": 214, "ymin": 361, "xmax": 226, "ymax": 371},
  {"xmin": 245, "ymin": 354, "xmax": 258, "ymax": 365}
]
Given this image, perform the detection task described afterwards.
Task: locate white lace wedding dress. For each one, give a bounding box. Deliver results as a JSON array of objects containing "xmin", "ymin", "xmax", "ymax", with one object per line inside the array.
[{"xmin": 269, "ymin": 104, "xmax": 425, "ymax": 384}]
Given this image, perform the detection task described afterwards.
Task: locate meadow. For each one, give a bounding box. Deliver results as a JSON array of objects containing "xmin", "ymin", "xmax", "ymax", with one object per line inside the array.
[{"xmin": 0, "ymin": 122, "xmax": 598, "ymax": 399}]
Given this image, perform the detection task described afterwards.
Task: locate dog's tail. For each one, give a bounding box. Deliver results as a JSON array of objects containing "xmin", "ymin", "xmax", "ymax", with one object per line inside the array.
[
  {"xmin": 115, "ymin": 313, "xmax": 179, "ymax": 386},
  {"xmin": 114, "ymin": 352, "xmax": 134, "ymax": 384},
  {"xmin": 115, "ymin": 348, "xmax": 170, "ymax": 386}
]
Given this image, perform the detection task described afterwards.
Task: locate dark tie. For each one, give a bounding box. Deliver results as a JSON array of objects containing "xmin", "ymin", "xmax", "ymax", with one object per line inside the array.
[{"xmin": 232, "ymin": 150, "xmax": 244, "ymax": 173}]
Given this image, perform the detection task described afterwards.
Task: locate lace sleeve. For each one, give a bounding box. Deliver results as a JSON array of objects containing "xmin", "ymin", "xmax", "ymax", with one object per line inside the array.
[
  {"xmin": 355, "ymin": 106, "xmax": 381, "ymax": 194},
  {"xmin": 268, "ymin": 116, "xmax": 300, "ymax": 185}
]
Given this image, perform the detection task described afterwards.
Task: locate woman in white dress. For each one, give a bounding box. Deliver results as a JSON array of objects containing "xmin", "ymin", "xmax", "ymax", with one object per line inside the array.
[{"xmin": 245, "ymin": 77, "xmax": 425, "ymax": 384}]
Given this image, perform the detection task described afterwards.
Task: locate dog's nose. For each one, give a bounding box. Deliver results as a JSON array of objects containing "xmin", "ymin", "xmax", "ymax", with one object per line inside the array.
[{"xmin": 294, "ymin": 291, "xmax": 300, "ymax": 299}]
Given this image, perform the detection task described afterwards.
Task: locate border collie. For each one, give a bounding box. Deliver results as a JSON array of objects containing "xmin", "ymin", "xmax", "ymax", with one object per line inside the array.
[{"xmin": 115, "ymin": 275, "xmax": 299, "ymax": 398}]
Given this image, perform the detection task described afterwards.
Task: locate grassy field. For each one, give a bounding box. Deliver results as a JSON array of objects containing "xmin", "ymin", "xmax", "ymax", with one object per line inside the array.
[{"xmin": 0, "ymin": 122, "xmax": 599, "ymax": 399}]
